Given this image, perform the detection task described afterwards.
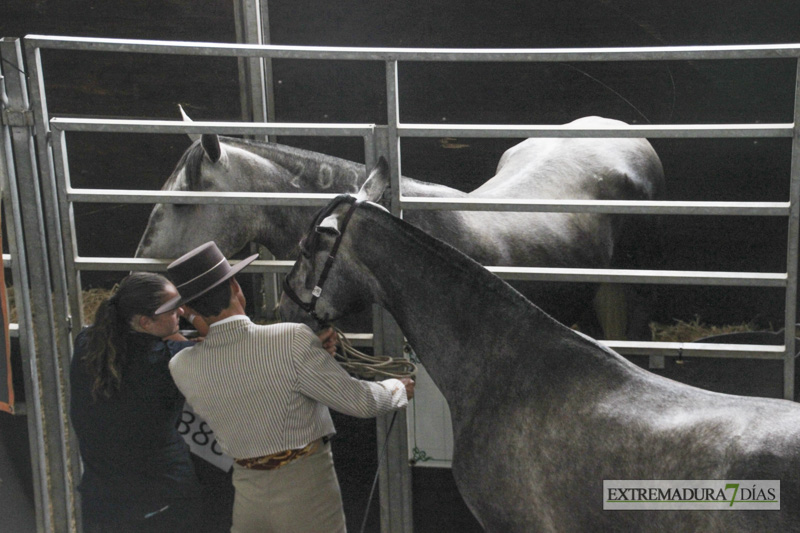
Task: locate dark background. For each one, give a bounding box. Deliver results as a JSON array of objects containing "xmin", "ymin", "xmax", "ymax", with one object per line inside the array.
[{"xmin": 3, "ymin": 1, "xmax": 800, "ymax": 531}]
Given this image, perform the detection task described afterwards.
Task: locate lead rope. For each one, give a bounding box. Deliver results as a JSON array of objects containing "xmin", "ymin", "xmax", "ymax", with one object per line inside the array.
[
  {"xmin": 360, "ymin": 410, "xmax": 398, "ymax": 533},
  {"xmin": 333, "ymin": 327, "xmax": 417, "ymax": 380},
  {"xmin": 332, "ymin": 328, "xmax": 413, "ymax": 532}
]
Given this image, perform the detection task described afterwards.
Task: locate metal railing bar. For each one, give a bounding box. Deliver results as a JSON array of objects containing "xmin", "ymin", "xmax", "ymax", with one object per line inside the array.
[
  {"xmin": 49, "ymin": 117, "xmax": 793, "ymax": 139},
  {"xmin": 219, "ymin": 333, "xmax": 784, "ymax": 357},
  {"xmin": 605, "ymin": 341, "xmax": 786, "ymax": 360},
  {"xmin": 50, "ymin": 117, "xmax": 375, "ymax": 136},
  {"xmin": 72, "ymin": 256, "xmax": 785, "ymax": 287},
  {"xmin": 25, "ymin": 35, "xmax": 800, "ymax": 62},
  {"xmin": 401, "ymin": 198, "xmax": 790, "ymax": 216},
  {"xmin": 177, "ymin": 330, "xmax": 779, "ymax": 357},
  {"xmin": 65, "ymin": 189, "xmax": 790, "ymax": 216},
  {"xmin": 487, "ymin": 266, "xmax": 786, "ymax": 286},
  {"xmin": 399, "ymin": 123, "xmax": 794, "ymax": 138},
  {"xmin": 67, "ymin": 189, "xmax": 340, "ymax": 206}
]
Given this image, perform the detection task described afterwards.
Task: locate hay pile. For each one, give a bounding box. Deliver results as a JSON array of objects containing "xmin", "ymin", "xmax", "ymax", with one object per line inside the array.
[
  {"xmin": 79, "ymin": 288, "xmax": 114, "ymax": 325},
  {"xmin": 649, "ymin": 317, "xmax": 759, "ymax": 343},
  {"xmin": 5, "ymin": 286, "xmax": 113, "ymax": 326}
]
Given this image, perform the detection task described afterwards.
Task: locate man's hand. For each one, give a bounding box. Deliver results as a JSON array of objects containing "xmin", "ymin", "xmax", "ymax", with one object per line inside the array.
[
  {"xmin": 400, "ymin": 378, "xmax": 415, "ymax": 400},
  {"xmin": 183, "ymin": 305, "xmax": 209, "ymax": 337},
  {"xmin": 317, "ymin": 327, "xmax": 339, "ymax": 356}
]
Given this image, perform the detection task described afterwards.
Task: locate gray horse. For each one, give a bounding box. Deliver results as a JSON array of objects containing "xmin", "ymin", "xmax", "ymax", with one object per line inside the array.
[
  {"xmin": 136, "ymin": 115, "xmax": 664, "ymax": 332},
  {"xmin": 278, "ymin": 169, "xmax": 800, "ymax": 532}
]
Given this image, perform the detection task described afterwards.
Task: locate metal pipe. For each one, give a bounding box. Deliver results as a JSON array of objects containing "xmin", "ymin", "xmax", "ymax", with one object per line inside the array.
[
  {"xmin": 50, "ymin": 117, "xmax": 375, "ymax": 136},
  {"xmin": 24, "ymin": 34, "xmax": 800, "ymax": 62},
  {"xmin": 782, "ymin": 59, "xmax": 800, "ymax": 400},
  {"xmin": 5, "ymin": 38, "xmax": 72, "ymax": 533}
]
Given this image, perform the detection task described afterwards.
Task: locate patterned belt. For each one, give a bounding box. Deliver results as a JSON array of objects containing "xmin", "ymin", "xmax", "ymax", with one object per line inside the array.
[{"xmin": 234, "ymin": 437, "xmax": 328, "ymax": 471}]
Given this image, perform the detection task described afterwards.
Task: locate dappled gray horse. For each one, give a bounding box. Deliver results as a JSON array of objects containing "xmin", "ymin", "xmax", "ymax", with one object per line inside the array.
[
  {"xmin": 278, "ymin": 174, "xmax": 800, "ymax": 532},
  {"xmin": 136, "ymin": 115, "xmax": 664, "ymax": 331}
]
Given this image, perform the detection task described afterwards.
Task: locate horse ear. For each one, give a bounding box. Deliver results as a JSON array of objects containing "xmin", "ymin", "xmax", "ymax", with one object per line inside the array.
[
  {"xmin": 178, "ymin": 104, "xmax": 201, "ymax": 143},
  {"xmin": 201, "ymin": 134, "xmax": 222, "ymax": 163},
  {"xmin": 356, "ymin": 157, "xmax": 390, "ymax": 204}
]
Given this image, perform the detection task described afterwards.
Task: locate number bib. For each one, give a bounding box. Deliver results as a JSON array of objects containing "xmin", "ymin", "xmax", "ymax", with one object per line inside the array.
[{"xmin": 177, "ymin": 404, "xmax": 234, "ymax": 472}]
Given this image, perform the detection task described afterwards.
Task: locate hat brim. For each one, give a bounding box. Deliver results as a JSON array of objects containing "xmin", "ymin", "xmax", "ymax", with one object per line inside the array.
[{"xmin": 154, "ymin": 253, "xmax": 259, "ymax": 315}]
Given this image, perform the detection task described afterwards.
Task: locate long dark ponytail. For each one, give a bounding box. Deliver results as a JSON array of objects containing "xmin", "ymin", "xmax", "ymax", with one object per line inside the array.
[{"xmin": 83, "ymin": 272, "xmax": 171, "ymax": 400}]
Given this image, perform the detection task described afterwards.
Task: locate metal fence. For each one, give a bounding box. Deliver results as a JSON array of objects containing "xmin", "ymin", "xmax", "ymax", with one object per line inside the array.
[
  {"xmin": 6, "ymin": 31, "xmax": 800, "ymax": 532},
  {"xmin": 26, "ymin": 33, "xmax": 800, "ymax": 386}
]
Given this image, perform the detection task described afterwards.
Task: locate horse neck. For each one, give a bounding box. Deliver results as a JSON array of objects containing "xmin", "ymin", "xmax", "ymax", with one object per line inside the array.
[{"xmin": 349, "ymin": 207, "xmax": 601, "ymax": 429}]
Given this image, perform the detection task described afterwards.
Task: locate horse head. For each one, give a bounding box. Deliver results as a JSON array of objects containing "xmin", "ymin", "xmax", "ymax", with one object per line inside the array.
[
  {"xmin": 134, "ymin": 133, "xmax": 269, "ymax": 259},
  {"xmin": 279, "ymin": 159, "xmax": 390, "ymax": 329},
  {"xmin": 135, "ymin": 108, "xmax": 368, "ymax": 261}
]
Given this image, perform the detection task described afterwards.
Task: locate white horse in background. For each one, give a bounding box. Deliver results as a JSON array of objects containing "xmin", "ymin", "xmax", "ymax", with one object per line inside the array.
[{"xmin": 136, "ymin": 114, "xmax": 664, "ymax": 334}]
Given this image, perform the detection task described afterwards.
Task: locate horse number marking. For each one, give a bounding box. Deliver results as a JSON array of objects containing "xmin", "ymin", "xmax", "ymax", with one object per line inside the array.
[{"xmin": 290, "ymin": 162, "xmax": 334, "ymax": 190}]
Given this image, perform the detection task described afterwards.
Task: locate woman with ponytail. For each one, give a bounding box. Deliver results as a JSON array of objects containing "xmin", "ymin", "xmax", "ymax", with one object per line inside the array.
[{"xmin": 69, "ymin": 272, "xmax": 207, "ymax": 532}]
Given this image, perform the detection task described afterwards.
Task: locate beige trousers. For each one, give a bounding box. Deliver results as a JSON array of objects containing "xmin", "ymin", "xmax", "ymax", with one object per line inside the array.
[{"xmin": 230, "ymin": 441, "xmax": 347, "ymax": 533}]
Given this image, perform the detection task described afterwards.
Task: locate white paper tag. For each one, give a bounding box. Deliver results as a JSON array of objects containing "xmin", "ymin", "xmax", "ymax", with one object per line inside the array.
[{"xmin": 177, "ymin": 404, "xmax": 234, "ymax": 472}]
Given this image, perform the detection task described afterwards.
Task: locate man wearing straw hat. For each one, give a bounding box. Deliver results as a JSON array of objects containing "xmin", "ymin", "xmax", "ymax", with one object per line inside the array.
[{"xmin": 159, "ymin": 241, "xmax": 414, "ymax": 533}]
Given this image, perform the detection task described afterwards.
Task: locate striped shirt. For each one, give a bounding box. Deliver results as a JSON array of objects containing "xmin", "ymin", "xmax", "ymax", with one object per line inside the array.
[{"xmin": 168, "ymin": 316, "xmax": 407, "ymax": 459}]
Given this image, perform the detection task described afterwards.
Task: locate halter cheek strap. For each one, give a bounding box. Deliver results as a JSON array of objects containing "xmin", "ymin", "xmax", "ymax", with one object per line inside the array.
[{"xmin": 283, "ymin": 196, "xmax": 361, "ymax": 325}]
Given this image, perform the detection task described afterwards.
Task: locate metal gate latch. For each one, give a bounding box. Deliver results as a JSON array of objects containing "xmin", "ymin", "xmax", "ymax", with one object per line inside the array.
[{"xmin": 1, "ymin": 107, "xmax": 34, "ymax": 127}]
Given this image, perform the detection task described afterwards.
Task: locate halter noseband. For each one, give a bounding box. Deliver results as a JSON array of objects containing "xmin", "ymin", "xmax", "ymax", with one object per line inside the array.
[{"xmin": 282, "ymin": 195, "xmax": 361, "ymax": 326}]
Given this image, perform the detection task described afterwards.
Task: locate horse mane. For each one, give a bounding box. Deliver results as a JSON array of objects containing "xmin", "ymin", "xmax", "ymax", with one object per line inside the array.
[
  {"xmin": 168, "ymin": 136, "xmax": 366, "ymax": 194},
  {"xmin": 356, "ymin": 201, "xmax": 638, "ymax": 390},
  {"xmin": 183, "ymin": 141, "xmax": 207, "ymax": 191},
  {"xmin": 359, "ymin": 202, "xmax": 563, "ymax": 327}
]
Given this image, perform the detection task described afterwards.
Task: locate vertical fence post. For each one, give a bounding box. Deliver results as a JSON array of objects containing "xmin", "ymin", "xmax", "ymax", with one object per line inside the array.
[
  {"xmin": 234, "ymin": 0, "xmax": 271, "ymax": 125},
  {"xmin": 2, "ymin": 38, "xmax": 75, "ymax": 532},
  {"xmin": 235, "ymin": 0, "xmax": 280, "ymax": 322},
  {"xmin": 1, "ymin": 37, "xmax": 48, "ymax": 533},
  {"xmin": 25, "ymin": 39, "xmax": 82, "ymax": 532},
  {"xmin": 784, "ymin": 60, "xmax": 800, "ymax": 401},
  {"xmin": 373, "ymin": 61, "xmax": 414, "ymax": 532}
]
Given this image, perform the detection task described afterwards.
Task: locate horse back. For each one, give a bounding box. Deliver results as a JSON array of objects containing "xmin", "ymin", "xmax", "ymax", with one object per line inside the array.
[
  {"xmin": 479, "ymin": 116, "xmax": 664, "ymax": 202},
  {"xmin": 453, "ymin": 378, "xmax": 800, "ymax": 532}
]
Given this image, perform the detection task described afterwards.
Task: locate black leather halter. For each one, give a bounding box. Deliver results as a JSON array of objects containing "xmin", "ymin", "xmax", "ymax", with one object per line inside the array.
[{"xmin": 282, "ymin": 195, "xmax": 361, "ymax": 325}]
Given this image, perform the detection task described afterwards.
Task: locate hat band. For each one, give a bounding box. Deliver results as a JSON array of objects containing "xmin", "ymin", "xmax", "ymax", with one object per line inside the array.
[
  {"xmin": 176, "ymin": 257, "xmax": 229, "ymax": 296},
  {"xmin": 175, "ymin": 257, "xmax": 226, "ymax": 289}
]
